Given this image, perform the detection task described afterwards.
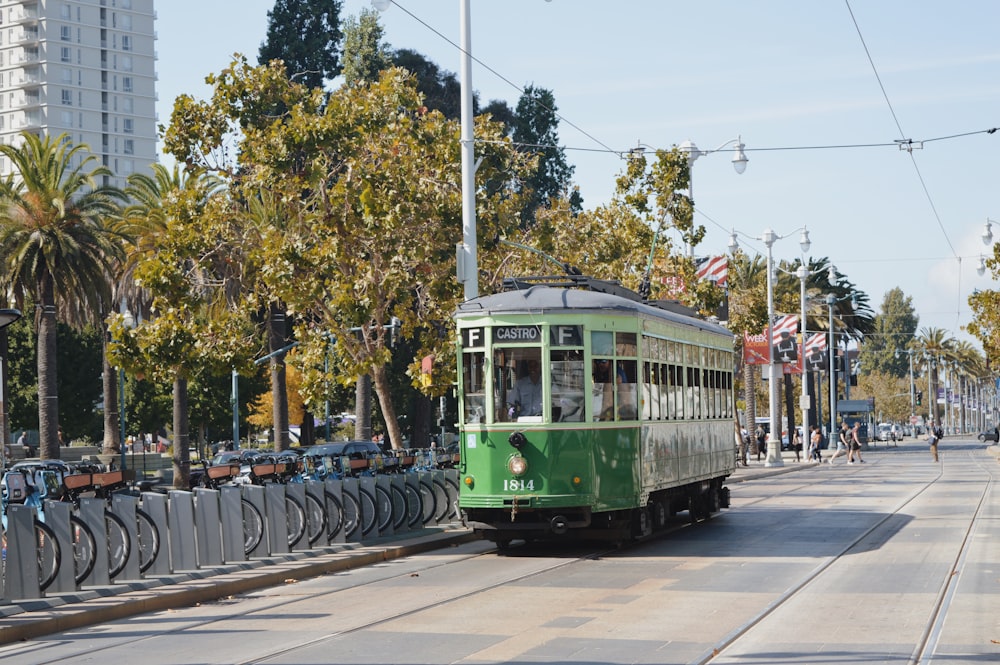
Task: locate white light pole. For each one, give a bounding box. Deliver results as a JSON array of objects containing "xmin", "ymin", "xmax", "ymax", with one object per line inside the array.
[
  {"xmin": 373, "ymin": 0, "xmax": 478, "ymax": 299},
  {"xmin": 680, "ymin": 137, "xmax": 748, "ymax": 256},
  {"xmin": 730, "ymin": 227, "xmax": 810, "ymax": 467}
]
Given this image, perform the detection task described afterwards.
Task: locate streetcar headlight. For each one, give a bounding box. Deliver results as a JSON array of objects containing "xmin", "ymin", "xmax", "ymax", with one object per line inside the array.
[{"xmin": 508, "ymin": 455, "xmax": 528, "ymax": 476}]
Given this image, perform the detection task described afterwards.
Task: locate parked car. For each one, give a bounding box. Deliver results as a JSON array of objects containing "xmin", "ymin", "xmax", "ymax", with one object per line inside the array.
[{"xmin": 977, "ymin": 430, "xmax": 999, "ymax": 442}]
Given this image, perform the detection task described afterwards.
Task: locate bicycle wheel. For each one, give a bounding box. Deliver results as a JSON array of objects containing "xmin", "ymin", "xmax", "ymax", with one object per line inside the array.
[
  {"xmin": 389, "ymin": 484, "xmax": 408, "ymax": 530},
  {"xmin": 285, "ymin": 495, "xmax": 306, "ymax": 548},
  {"xmin": 404, "ymin": 482, "xmax": 423, "ymax": 528},
  {"xmin": 36, "ymin": 520, "xmax": 61, "ymax": 591},
  {"xmin": 105, "ymin": 511, "xmax": 131, "ymax": 579},
  {"xmin": 374, "ymin": 485, "xmax": 393, "ymax": 533},
  {"xmin": 444, "ymin": 478, "xmax": 460, "ymax": 520},
  {"xmin": 358, "ymin": 487, "xmax": 377, "ymax": 537},
  {"xmin": 419, "ymin": 480, "xmax": 436, "ymax": 525},
  {"xmin": 304, "ymin": 492, "xmax": 326, "ymax": 546},
  {"xmin": 69, "ymin": 515, "xmax": 96, "ymax": 584},
  {"xmin": 323, "ymin": 490, "xmax": 344, "ymax": 541},
  {"xmin": 342, "ymin": 491, "xmax": 361, "ymax": 539},
  {"xmin": 135, "ymin": 509, "xmax": 160, "ymax": 573},
  {"xmin": 241, "ymin": 498, "xmax": 264, "ymax": 555}
]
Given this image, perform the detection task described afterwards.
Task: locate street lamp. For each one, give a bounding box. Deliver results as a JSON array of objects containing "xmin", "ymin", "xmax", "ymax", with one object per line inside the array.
[
  {"xmin": 680, "ymin": 137, "xmax": 748, "ymax": 257},
  {"xmin": 729, "ymin": 226, "xmax": 810, "ymax": 467}
]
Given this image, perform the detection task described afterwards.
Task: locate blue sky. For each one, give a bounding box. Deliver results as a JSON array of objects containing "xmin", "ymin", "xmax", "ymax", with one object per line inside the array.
[{"xmin": 157, "ymin": 1, "xmax": 1000, "ymax": 348}]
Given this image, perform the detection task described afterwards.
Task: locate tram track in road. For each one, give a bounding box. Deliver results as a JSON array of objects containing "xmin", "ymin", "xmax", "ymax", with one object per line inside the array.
[
  {"xmin": 5, "ymin": 539, "xmax": 621, "ymax": 665},
  {"xmin": 698, "ymin": 449, "xmax": 995, "ymax": 665}
]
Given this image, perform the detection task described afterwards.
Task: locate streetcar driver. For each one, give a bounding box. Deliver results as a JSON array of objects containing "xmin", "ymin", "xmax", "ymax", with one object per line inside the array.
[{"xmin": 508, "ymin": 359, "xmax": 543, "ymax": 417}]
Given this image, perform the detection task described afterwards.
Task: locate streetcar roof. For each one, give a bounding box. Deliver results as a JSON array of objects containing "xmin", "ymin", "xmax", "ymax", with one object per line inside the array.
[{"xmin": 455, "ymin": 284, "xmax": 732, "ymax": 337}]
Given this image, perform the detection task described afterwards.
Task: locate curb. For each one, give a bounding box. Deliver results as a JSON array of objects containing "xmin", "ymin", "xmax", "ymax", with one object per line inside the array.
[{"xmin": 0, "ymin": 528, "xmax": 478, "ymax": 645}]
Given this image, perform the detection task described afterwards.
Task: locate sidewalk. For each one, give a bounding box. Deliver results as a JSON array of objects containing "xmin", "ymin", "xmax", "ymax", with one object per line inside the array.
[{"xmin": 0, "ymin": 525, "xmax": 478, "ymax": 645}]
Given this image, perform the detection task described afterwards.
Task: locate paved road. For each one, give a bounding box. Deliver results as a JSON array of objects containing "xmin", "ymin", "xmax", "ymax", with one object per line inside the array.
[{"xmin": 1, "ymin": 438, "xmax": 996, "ymax": 664}]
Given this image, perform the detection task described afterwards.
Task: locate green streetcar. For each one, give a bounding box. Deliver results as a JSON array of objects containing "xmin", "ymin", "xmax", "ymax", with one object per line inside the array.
[{"xmin": 455, "ymin": 275, "xmax": 736, "ymax": 547}]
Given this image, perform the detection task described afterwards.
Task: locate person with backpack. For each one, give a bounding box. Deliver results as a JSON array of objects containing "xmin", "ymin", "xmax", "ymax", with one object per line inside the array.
[{"xmin": 808, "ymin": 426, "xmax": 823, "ymax": 463}]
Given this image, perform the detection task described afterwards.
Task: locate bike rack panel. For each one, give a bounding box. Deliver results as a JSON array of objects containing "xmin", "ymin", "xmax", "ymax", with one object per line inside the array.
[
  {"xmin": 241, "ymin": 484, "xmax": 268, "ymax": 558},
  {"xmin": 264, "ymin": 483, "xmax": 288, "ymax": 555},
  {"xmin": 219, "ymin": 486, "xmax": 246, "ymax": 563},
  {"xmin": 111, "ymin": 494, "xmax": 141, "ymax": 581},
  {"xmin": 390, "ymin": 474, "xmax": 408, "ymax": 534},
  {"xmin": 303, "ymin": 480, "xmax": 326, "ymax": 548},
  {"xmin": 3, "ymin": 504, "xmax": 40, "ymax": 601},
  {"xmin": 341, "ymin": 477, "xmax": 362, "ymax": 543},
  {"xmin": 323, "ymin": 478, "xmax": 346, "ymax": 545},
  {"xmin": 193, "ymin": 488, "xmax": 224, "ymax": 568},
  {"xmin": 376, "ymin": 475, "xmax": 394, "ymax": 538},
  {"xmin": 43, "ymin": 500, "xmax": 76, "ymax": 594},
  {"xmin": 285, "ymin": 482, "xmax": 309, "ymax": 552},
  {"xmin": 141, "ymin": 492, "xmax": 170, "ymax": 577},
  {"xmin": 79, "ymin": 497, "xmax": 110, "ymax": 586},
  {"xmin": 359, "ymin": 476, "xmax": 378, "ymax": 540},
  {"xmin": 167, "ymin": 490, "xmax": 198, "ymax": 572},
  {"xmin": 444, "ymin": 469, "xmax": 460, "ymax": 522}
]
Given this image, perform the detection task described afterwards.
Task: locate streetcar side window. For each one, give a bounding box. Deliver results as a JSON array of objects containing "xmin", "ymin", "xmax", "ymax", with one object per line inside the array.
[
  {"xmin": 592, "ymin": 357, "xmax": 614, "ymax": 421},
  {"xmin": 551, "ymin": 349, "xmax": 584, "ymax": 422},
  {"xmin": 497, "ymin": 348, "xmax": 543, "ymax": 422},
  {"xmin": 616, "ymin": 359, "xmax": 638, "ymax": 420},
  {"xmin": 462, "ymin": 351, "xmax": 486, "ymax": 423}
]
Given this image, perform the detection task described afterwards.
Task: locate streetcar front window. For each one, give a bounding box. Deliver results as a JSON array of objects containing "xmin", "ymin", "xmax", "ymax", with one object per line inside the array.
[
  {"xmin": 462, "ymin": 351, "xmax": 486, "ymax": 423},
  {"xmin": 496, "ymin": 348, "xmax": 543, "ymax": 422}
]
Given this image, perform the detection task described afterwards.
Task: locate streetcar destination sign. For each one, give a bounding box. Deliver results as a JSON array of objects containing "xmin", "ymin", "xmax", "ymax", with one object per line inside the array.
[{"xmin": 493, "ymin": 325, "xmax": 541, "ymax": 343}]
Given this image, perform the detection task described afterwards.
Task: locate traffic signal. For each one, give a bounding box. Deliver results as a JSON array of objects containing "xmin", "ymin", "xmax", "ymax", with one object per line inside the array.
[{"xmin": 916, "ymin": 390, "xmax": 923, "ymax": 406}]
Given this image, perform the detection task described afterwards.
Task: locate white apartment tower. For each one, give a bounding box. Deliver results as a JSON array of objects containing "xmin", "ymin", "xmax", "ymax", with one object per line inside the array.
[{"xmin": 0, "ymin": 0, "xmax": 156, "ymax": 188}]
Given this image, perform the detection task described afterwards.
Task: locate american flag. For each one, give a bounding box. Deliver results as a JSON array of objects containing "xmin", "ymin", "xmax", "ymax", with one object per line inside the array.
[
  {"xmin": 804, "ymin": 333, "xmax": 827, "ymax": 354},
  {"xmin": 771, "ymin": 315, "xmax": 799, "ymax": 339},
  {"xmin": 695, "ymin": 255, "xmax": 728, "ymax": 285}
]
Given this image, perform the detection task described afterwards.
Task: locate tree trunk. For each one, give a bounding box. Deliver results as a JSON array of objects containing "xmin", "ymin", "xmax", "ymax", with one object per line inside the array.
[
  {"xmin": 269, "ymin": 303, "xmax": 290, "ymax": 452},
  {"xmin": 37, "ymin": 278, "xmax": 59, "ymax": 460},
  {"xmin": 371, "ymin": 364, "xmax": 403, "ymax": 450},
  {"xmin": 172, "ymin": 375, "xmax": 190, "ymax": 489},
  {"xmin": 355, "ymin": 374, "xmax": 372, "ymax": 441},
  {"xmin": 102, "ymin": 328, "xmax": 120, "ymax": 455}
]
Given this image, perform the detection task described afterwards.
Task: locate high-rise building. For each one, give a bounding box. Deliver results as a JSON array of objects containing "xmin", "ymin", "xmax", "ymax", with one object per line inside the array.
[{"xmin": 0, "ymin": 0, "xmax": 156, "ymax": 188}]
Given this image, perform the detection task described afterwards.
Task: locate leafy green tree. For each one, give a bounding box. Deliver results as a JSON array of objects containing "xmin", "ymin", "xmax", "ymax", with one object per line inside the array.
[
  {"xmin": 858, "ymin": 287, "xmax": 919, "ymax": 378},
  {"xmin": 0, "ymin": 132, "xmax": 125, "ymax": 459},
  {"xmin": 342, "ymin": 8, "xmax": 392, "ymax": 87},
  {"xmin": 391, "ymin": 49, "xmax": 463, "ymax": 119},
  {"xmin": 164, "ymin": 59, "xmax": 533, "ymax": 449},
  {"xmin": 114, "ymin": 166, "xmax": 253, "ymax": 487},
  {"xmin": 513, "ymin": 85, "xmax": 578, "ymax": 223},
  {"xmin": 258, "ymin": 0, "xmax": 344, "ymax": 89}
]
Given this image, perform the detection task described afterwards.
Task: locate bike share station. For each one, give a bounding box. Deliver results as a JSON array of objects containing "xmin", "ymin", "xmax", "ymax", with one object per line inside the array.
[{"xmin": 2, "ymin": 463, "xmax": 461, "ymax": 607}]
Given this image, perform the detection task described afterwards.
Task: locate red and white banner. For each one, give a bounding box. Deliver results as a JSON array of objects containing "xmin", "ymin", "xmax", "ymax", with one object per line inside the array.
[
  {"xmin": 771, "ymin": 315, "xmax": 799, "ymax": 339},
  {"xmin": 695, "ymin": 255, "xmax": 728, "ymax": 285},
  {"xmin": 804, "ymin": 332, "xmax": 827, "ymax": 354}
]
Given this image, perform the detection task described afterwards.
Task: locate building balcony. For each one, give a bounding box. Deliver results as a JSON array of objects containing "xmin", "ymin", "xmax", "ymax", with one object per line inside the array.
[
  {"xmin": 14, "ymin": 29, "xmax": 40, "ymax": 44},
  {"xmin": 12, "ymin": 6, "xmax": 40, "ymax": 25}
]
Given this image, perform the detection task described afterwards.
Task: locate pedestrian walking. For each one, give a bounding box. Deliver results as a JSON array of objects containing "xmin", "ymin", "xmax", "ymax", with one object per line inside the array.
[
  {"xmin": 792, "ymin": 429, "xmax": 803, "ymax": 462},
  {"xmin": 808, "ymin": 426, "xmax": 823, "ymax": 462},
  {"xmin": 828, "ymin": 422, "xmax": 849, "ymax": 464},
  {"xmin": 927, "ymin": 421, "xmax": 940, "ymax": 462},
  {"xmin": 849, "ymin": 422, "xmax": 865, "ymax": 463},
  {"xmin": 754, "ymin": 426, "xmax": 766, "ymax": 462}
]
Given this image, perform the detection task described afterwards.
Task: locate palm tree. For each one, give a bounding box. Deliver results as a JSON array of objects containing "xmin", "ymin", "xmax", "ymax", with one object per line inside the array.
[
  {"xmin": 0, "ymin": 132, "xmax": 125, "ymax": 460},
  {"xmin": 913, "ymin": 327, "xmax": 955, "ymax": 426}
]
